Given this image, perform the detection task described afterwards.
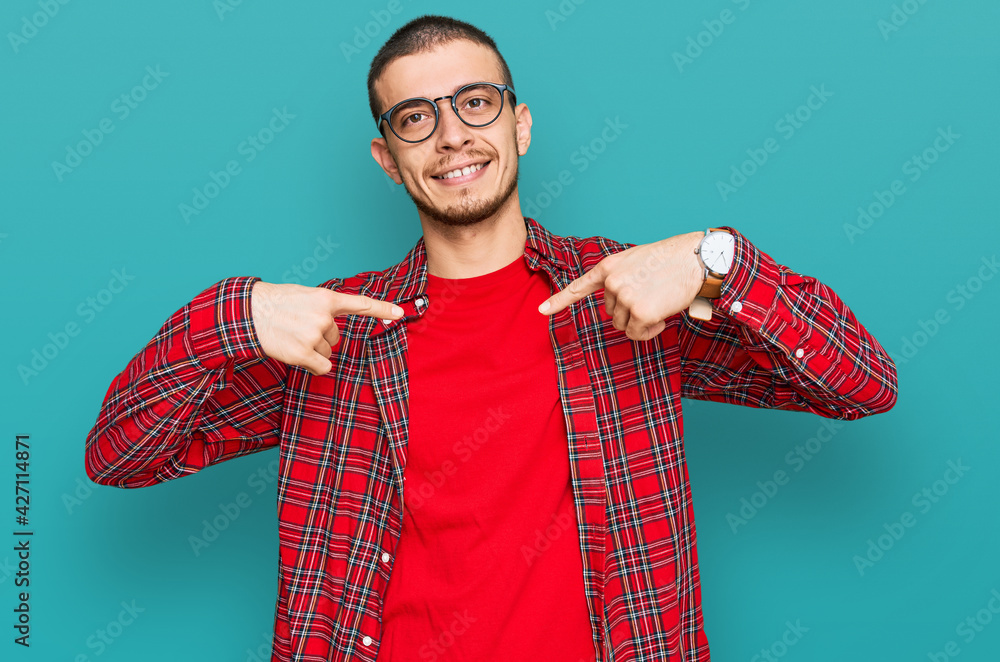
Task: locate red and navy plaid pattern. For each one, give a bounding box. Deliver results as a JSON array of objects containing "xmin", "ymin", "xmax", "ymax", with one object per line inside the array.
[{"xmin": 85, "ymin": 217, "xmax": 897, "ymax": 661}]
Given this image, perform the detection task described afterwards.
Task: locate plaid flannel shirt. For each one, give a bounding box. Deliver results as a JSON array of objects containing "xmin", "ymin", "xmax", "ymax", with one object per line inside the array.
[{"xmin": 85, "ymin": 217, "xmax": 898, "ymax": 661}]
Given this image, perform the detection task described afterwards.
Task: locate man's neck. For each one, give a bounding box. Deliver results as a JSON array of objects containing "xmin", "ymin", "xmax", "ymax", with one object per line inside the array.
[{"xmin": 420, "ymin": 203, "xmax": 528, "ymax": 279}]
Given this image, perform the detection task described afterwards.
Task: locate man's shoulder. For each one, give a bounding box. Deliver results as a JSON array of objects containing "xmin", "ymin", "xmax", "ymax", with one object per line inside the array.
[
  {"xmin": 311, "ymin": 237, "xmax": 424, "ymax": 297},
  {"xmin": 542, "ymin": 226, "xmax": 634, "ymax": 273},
  {"xmin": 565, "ymin": 231, "xmax": 633, "ymax": 256},
  {"xmin": 313, "ymin": 262, "xmax": 405, "ymax": 297}
]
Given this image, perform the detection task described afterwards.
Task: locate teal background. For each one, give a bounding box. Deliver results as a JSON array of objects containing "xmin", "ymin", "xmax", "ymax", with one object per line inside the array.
[{"xmin": 2, "ymin": 1, "xmax": 999, "ymax": 660}]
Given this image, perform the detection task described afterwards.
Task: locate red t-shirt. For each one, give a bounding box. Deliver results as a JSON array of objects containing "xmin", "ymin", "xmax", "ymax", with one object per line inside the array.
[{"xmin": 375, "ymin": 253, "xmax": 595, "ymax": 662}]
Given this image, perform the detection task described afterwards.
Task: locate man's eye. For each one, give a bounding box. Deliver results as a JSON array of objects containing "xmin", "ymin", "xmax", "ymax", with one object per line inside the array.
[{"xmin": 402, "ymin": 113, "xmax": 426, "ymax": 126}]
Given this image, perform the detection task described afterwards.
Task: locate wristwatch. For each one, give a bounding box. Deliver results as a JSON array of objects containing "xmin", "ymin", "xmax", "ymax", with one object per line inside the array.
[{"xmin": 694, "ymin": 228, "xmax": 735, "ymax": 299}]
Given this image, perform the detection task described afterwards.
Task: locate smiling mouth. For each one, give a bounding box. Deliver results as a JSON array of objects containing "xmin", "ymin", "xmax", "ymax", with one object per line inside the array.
[{"xmin": 431, "ymin": 161, "xmax": 490, "ymax": 180}]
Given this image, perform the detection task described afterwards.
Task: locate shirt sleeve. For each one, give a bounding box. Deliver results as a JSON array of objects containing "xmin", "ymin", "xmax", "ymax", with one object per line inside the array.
[
  {"xmin": 677, "ymin": 226, "xmax": 898, "ymax": 420},
  {"xmin": 84, "ymin": 276, "xmax": 288, "ymax": 488}
]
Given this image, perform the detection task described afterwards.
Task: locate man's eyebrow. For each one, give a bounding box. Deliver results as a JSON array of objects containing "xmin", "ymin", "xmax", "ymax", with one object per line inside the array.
[
  {"xmin": 396, "ymin": 80, "xmax": 493, "ymax": 105},
  {"xmin": 391, "ymin": 98, "xmax": 430, "ymax": 113}
]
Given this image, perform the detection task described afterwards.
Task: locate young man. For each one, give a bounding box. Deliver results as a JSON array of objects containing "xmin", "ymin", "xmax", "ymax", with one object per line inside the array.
[{"xmin": 85, "ymin": 15, "xmax": 898, "ymax": 662}]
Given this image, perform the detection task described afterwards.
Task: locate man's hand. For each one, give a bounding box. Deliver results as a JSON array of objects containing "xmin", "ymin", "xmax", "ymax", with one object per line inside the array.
[
  {"xmin": 538, "ymin": 232, "xmax": 706, "ymax": 341},
  {"xmin": 251, "ymin": 282, "xmax": 403, "ymax": 376}
]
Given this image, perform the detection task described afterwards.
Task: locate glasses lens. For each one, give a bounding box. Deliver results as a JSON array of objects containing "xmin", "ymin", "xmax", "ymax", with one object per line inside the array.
[
  {"xmin": 455, "ymin": 84, "xmax": 504, "ymax": 127},
  {"xmin": 389, "ymin": 99, "xmax": 437, "ymax": 142}
]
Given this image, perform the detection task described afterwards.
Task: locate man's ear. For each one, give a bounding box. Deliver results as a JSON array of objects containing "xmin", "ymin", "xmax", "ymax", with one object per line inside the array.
[
  {"xmin": 371, "ymin": 136, "xmax": 403, "ymax": 184},
  {"xmin": 514, "ymin": 103, "xmax": 532, "ymax": 156}
]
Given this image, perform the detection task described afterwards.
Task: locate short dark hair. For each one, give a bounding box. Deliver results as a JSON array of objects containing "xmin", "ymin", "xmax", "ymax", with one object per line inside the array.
[{"xmin": 367, "ymin": 15, "xmax": 515, "ymax": 126}]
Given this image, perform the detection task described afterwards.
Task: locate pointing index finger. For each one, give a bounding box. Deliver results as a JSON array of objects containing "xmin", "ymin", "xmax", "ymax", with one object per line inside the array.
[
  {"xmin": 538, "ymin": 266, "xmax": 605, "ymax": 316},
  {"xmin": 334, "ymin": 293, "xmax": 404, "ymax": 320}
]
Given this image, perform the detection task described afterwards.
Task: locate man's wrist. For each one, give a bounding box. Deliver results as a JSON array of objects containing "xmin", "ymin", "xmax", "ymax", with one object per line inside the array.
[
  {"xmin": 688, "ymin": 231, "xmax": 707, "ymax": 301},
  {"xmin": 695, "ymin": 228, "xmax": 737, "ymax": 299}
]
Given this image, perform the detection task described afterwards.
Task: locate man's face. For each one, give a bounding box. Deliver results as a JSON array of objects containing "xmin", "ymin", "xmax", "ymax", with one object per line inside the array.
[{"xmin": 370, "ymin": 39, "xmax": 532, "ymax": 228}]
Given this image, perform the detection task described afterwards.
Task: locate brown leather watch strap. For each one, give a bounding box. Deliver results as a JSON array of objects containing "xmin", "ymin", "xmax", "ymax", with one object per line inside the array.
[
  {"xmin": 697, "ymin": 275, "xmax": 723, "ymax": 299},
  {"xmin": 695, "ymin": 227, "xmax": 728, "ymax": 299}
]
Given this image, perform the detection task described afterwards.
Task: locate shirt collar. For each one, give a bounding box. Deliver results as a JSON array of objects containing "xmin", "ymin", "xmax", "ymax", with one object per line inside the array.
[
  {"xmin": 383, "ymin": 216, "xmax": 573, "ymax": 300},
  {"xmin": 367, "ymin": 216, "xmax": 573, "ymax": 336}
]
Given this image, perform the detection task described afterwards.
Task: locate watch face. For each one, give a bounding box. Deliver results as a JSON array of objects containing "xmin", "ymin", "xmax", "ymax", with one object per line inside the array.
[{"xmin": 701, "ymin": 232, "xmax": 735, "ymax": 274}]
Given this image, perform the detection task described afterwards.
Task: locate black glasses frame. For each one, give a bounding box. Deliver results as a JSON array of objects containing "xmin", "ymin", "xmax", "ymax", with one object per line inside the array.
[{"xmin": 377, "ymin": 82, "xmax": 516, "ymax": 144}]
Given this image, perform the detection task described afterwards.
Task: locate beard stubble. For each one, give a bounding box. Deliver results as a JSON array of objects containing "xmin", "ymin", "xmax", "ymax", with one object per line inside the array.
[{"xmin": 402, "ymin": 147, "xmax": 520, "ymax": 228}]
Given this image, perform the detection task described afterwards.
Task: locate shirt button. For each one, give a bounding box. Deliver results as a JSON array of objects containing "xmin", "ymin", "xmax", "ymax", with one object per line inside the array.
[
  {"xmin": 381, "ymin": 552, "xmax": 391, "ymax": 564},
  {"xmin": 730, "ymin": 300, "xmax": 743, "ymax": 314},
  {"xmin": 795, "ymin": 348, "xmax": 804, "ymax": 359},
  {"xmin": 362, "ymin": 636, "xmax": 373, "ymax": 647}
]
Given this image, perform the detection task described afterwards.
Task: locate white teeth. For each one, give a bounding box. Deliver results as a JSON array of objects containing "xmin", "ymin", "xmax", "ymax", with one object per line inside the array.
[{"xmin": 437, "ymin": 162, "xmax": 485, "ymax": 179}]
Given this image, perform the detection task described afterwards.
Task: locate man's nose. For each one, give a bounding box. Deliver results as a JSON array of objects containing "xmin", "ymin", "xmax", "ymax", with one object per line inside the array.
[{"xmin": 433, "ymin": 99, "xmax": 474, "ymax": 149}]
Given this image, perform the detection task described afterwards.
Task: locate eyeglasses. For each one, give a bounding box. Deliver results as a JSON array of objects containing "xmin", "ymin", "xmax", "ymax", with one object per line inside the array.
[{"xmin": 377, "ymin": 82, "xmax": 516, "ymax": 144}]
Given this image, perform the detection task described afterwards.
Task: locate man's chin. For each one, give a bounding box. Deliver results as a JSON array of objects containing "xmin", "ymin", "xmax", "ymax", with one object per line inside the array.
[
  {"xmin": 407, "ymin": 174, "xmax": 519, "ymax": 228},
  {"xmin": 414, "ymin": 199, "xmax": 503, "ymax": 227}
]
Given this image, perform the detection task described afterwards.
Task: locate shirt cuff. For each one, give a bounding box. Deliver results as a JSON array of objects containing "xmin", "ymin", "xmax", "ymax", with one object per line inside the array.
[
  {"xmin": 189, "ymin": 276, "xmax": 268, "ymax": 370},
  {"xmin": 709, "ymin": 226, "xmax": 828, "ymax": 376},
  {"xmin": 711, "ymin": 226, "xmax": 777, "ymax": 330}
]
